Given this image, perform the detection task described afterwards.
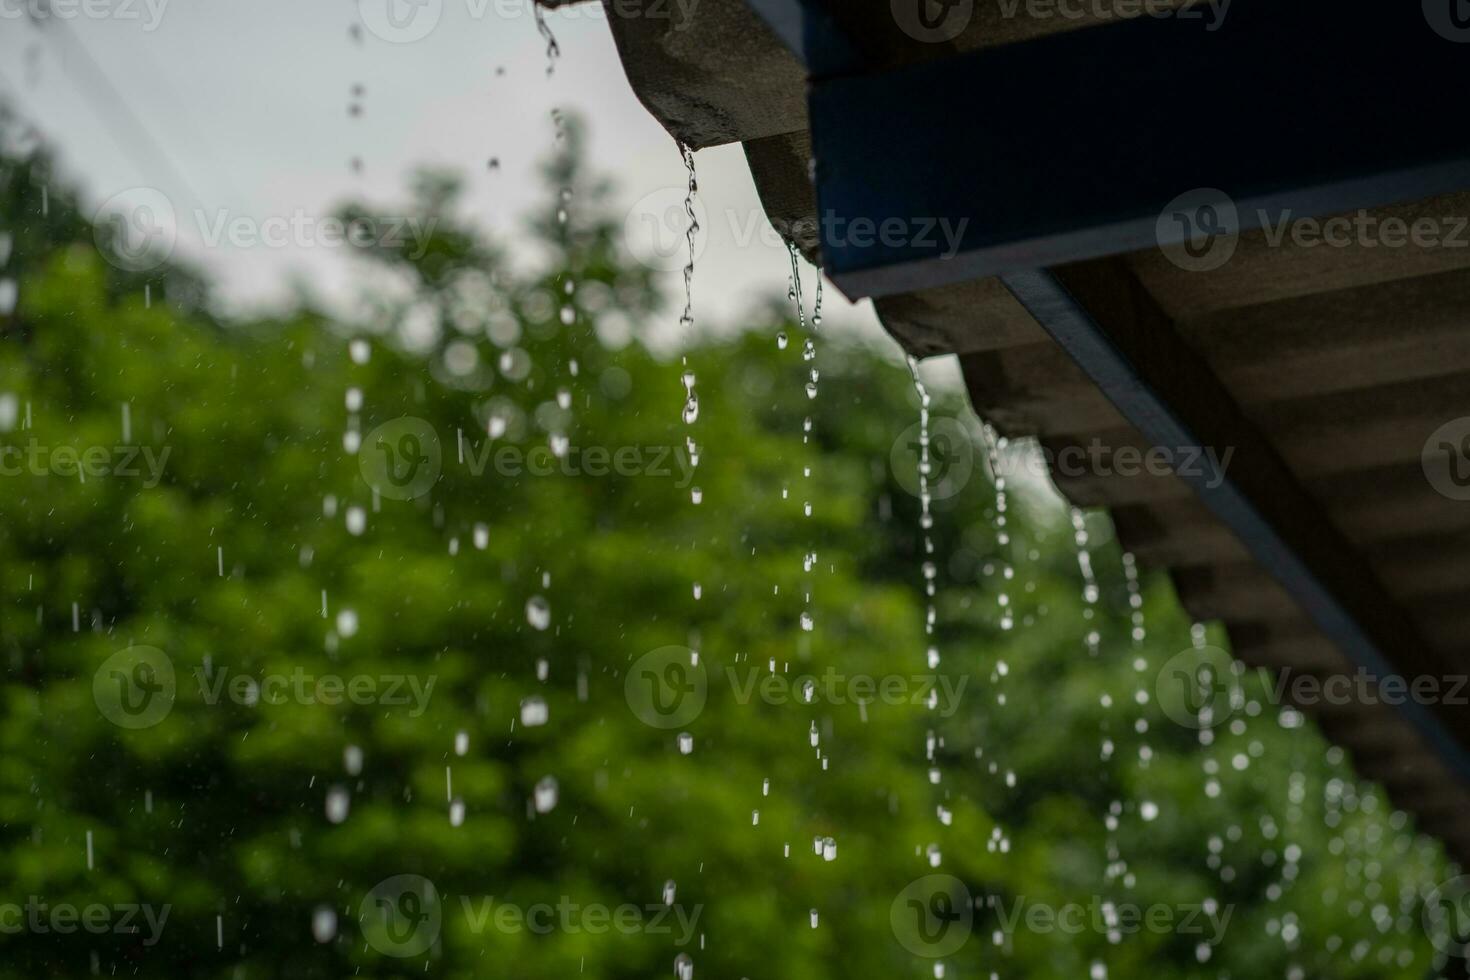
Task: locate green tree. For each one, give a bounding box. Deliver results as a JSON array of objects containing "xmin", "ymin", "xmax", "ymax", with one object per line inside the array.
[{"xmin": 0, "ymin": 111, "xmax": 1455, "ymax": 979}]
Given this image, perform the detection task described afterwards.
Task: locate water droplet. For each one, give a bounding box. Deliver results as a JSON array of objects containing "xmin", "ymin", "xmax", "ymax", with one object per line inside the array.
[
  {"xmin": 690, "ymin": 487, "xmax": 703, "ymax": 505},
  {"xmin": 449, "ymin": 798, "xmax": 466, "ymax": 826},
  {"xmin": 520, "ymin": 696, "xmax": 548, "ymax": 727},
  {"xmin": 349, "ymin": 339, "xmax": 371, "ymax": 364},
  {"xmin": 343, "ymin": 745, "xmax": 363, "ymax": 776},
  {"xmin": 454, "ymin": 731, "xmax": 469, "ymax": 756},
  {"xmin": 1140, "ymin": 801, "xmax": 1159, "ymax": 822},
  {"xmin": 325, "ymin": 786, "xmax": 350, "ymax": 824},
  {"xmin": 534, "ymin": 776, "xmax": 559, "ymax": 813},
  {"xmin": 335, "ymin": 608, "xmax": 359, "ymax": 638},
  {"xmin": 311, "ymin": 905, "xmax": 338, "ymax": 943},
  {"xmin": 678, "ymin": 732, "xmax": 694, "ymax": 755},
  {"xmin": 526, "ymin": 596, "xmax": 551, "ymax": 630}
]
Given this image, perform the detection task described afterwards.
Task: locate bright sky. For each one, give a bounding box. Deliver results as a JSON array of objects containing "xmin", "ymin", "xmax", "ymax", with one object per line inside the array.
[
  {"xmin": 0, "ymin": 0, "xmax": 892, "ymax": 336},
  {"xmin": 0, "ymin": 0, "xmax": 1010, "ymax": 446}
]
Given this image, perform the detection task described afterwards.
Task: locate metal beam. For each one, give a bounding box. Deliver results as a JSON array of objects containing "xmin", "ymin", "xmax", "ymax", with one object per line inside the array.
[
  {"xmin": 775, "ymin": 0, "xmax": 1470, "ymax": 297},
  {"xmin": 739, "ymin": 0, "xmax": 1470, "ymax": 788},
  {"xmin": 1002, "ymin": 262, "xmax": 1470, "ymax": 787}
]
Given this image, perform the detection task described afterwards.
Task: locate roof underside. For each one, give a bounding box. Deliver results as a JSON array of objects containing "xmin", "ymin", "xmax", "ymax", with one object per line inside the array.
[{"xmin": 592, "ymin": 0, "xmax": 1470, "ymax": 860}]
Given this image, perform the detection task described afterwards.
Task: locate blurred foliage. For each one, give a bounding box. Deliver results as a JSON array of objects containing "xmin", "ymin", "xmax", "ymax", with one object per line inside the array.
[{"xmin": 0, "ymin": 112, "xmax": 1459, "ymax": 979}]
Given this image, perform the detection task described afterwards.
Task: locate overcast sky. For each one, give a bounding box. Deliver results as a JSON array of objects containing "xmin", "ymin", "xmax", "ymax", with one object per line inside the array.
[{"xmin": 0, "ymin": 1, "xmax": 895, "ymax": 334}]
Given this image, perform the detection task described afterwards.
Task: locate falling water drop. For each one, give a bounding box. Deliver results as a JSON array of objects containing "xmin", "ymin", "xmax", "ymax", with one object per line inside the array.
[
  {"xmin": 534, "ymin": 776, "xmax": 560, "ymax": 813},
  {"xmin": 526, "ymin": 596, "xmax": 551, "ymax": 630},
  {"xmin": 325, "ymin": 786, "xmax": 350, "ymax": 824},
  {"xmin": 311, "ymin": 906, "xmax": 337, "ymax": 943},
  {"xmin": 520, "ymin": 696, "xmax": 549, "ymax": 727},
  {"xmin": 533, "ymin": 1, "xmax": 561, "ymax": 76}
]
